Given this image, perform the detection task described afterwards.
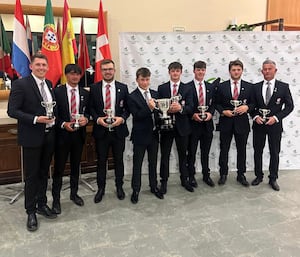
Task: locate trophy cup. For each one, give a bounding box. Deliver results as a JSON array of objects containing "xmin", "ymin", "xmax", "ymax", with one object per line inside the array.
[
  {"xmin": 103, "ymin": 109, "xmax": 115, "ymax": 131},
  {"xmin": 41, "ymin": 101, "xmax": 56, "ymax": 119},
  {"xmin": 71, "ymin": 113, "xmax": 83, "ymax": 130},
  {"xmin": 230, "ymin": 100, "xmax": 242, "ymax": 116},
  {"xmin": 197, "ymin": 105, "xmax": 209, "ymax": 120},
  {"xmin": 170, "ymin": 94, "xmax": 182, "ymax": 124},
  {"xmin": 259, "ymin": 108, "xmax": 271, "ymax": 123},
  {"xmin": 156, "ymin": 98, "xmax": 173, "ymax": 130}
]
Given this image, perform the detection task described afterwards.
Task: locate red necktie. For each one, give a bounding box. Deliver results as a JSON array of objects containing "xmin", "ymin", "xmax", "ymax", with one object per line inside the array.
[
  {"xmin": 199, "ymin": 82, "xmax": 204, "ymax": 105},
  {"xmin": 233, "ymin": 81, "xmax": 239, "ymax": 100},
  {"xmin": 172, "ymin": 84, "xmax": 177, "ymax": 96},
  {"xmin": 70, "ymin": 89, "xmax": 77, "ymax": 121},
  {"xmin": 105, "ymin": 84, "xmax": 111, "ymax": 109}
]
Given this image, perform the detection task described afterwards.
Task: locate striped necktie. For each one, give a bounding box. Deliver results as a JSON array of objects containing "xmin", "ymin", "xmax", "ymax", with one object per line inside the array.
[
  {"xmin": 199, "ymin": 82, "xmax": 204, "ymax": 105},
  {"xmin": 233, "ymin": 81, "xmax": 239, "ymax": 100},
  {"xmin": 105, "ymin": 84, "xmax": 111, "ymax": 109}
]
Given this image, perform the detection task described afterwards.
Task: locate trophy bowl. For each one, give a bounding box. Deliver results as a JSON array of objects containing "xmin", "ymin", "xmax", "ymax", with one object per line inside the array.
[
  {"xmin": 41, "ymin": 101, "xmax": 56, "ymax": 119},
  {"xmin": 197, "ymin": 105, "xmax": 209, "ymax": 120},
  {"xmin": 156, "ymin": 98, "xmax": 173, "ymax": 130},
  {"xmin": 71, "ymin": 113, "xmax": 83, "ymax": 130},
  {"xmin": 103, "ymin": 109, "xmax": 115, "ymax": 131},
  {"xmin": 259, "ymin": 108, "xmax": 271, "ymax": 123},
  {"xmin": 230, "ymin": 100, "xmax": 242, "ymax": 116}
]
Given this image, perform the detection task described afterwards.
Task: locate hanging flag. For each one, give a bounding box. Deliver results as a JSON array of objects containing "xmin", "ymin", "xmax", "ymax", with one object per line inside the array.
[
  {"xmin": 56, "ymin": 18, "xmax": 62, "ymax": 53},
  {"xmin": 41, "ymin": 0, "xmax": 62, "ymax": 86},
  {"xmin": 0, "ymin": 16, "xmax": 13, "ymax": 79},
  {"xmin": 12, "ymin": 0, "xmax": 31, "ymax": 78},
  {"xmin": 25, "ymin": 15, "xmax": 34, "ymax": 56},
  {"xmin": 94, "ymin": 0, "xmax": 111, "ymax": 82},
  {"xmin": 61, "ymin": 0, "xmax": 77, "ymax": 84},
  {"xmin": 78, "ymin": 18, "xmax": 91, "ymax": 78}
]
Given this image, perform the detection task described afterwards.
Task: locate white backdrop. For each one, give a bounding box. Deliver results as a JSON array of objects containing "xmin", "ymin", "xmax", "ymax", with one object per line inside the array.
[{"xmin": 119, "ymin": 31, "xmax": 300, "ymax": 174}]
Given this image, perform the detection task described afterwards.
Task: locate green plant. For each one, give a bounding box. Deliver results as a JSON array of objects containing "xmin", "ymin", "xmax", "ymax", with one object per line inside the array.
[{"xmin": 226, "ymin": 24, "xmax": 256, "ymax": 31}]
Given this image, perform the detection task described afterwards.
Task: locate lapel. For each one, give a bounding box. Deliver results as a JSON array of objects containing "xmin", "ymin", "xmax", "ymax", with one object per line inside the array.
[
  {"xmin": 177, "ymin": 82, "xmax": 184, "ymax": 97},
  {"xmin": 78, "ymin": 87, "xmax": 85, "ymax": 113},
  {"xmin": 257, "ymin": 82, "xmax": 265, "ymax": 106},
  {"xmin": 224, "ymin": 80, "xmax": 233, "ymax": 99},
  {"xmin": 238, "ymin": 80, "xmax": 246, "ymax": 100},
  {"xmin": 29, "ymin": 75, "xmax": 43, "ymax": 102},
  {"xmin": 98, "ymin": 81, "xmax": 104, "ymax": 110},
  {"xmin": 204, "ymin": 81, "xmax": 212, "ymax": 105},
  {"xmin": 45, "ymin": 80, "xmax": 54, "ymax": 100},
  {"xmin": 268, "ymin": 80, "xmax": 279, "ymax": 105},
  {"xmin": 135, "ymin": 89, "xmax": 148, "ymax": 109},
  {"xmin": 115, "ymin": 82, "xmax": 120, "ymax": 108},
  {"xmin": 62, "ymin": 85, "xmax": 69, "ymax": 113}
]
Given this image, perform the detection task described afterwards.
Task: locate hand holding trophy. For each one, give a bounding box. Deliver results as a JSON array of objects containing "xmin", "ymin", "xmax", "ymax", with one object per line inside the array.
[
  {"xmin": 259, "ymin": 108, "xmax": 271, "ymax": 123},
  {"xmin": 41, "ymin": 101, "xmax": 56, "ymax": 119},
  {"xmin": 230, "ymin": 100, "xmax": 242, "ymax": 116},
  {"xmin": 103, "ymin": 109, "xmax": 115, "ymax": 131},
  {"xmin": 197, "ymin": 105, "xmax": 209, "ymax": 120},
  {"xmin": 155, "ymin": 98, "xmax": 173, "ymax": 130},
  {"xmin": 71, "ymin": 113, "xmax": 83, "ymax": 130}
]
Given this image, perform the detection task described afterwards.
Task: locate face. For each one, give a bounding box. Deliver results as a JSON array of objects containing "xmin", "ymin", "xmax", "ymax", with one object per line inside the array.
[
  {"xmin": 229, "ymin": 65, "xmax": 243, "ymax": 81},
  {"xmin": 169, "ymin": 68, "xmax": 182, "ymax": 82},
  {"xmin": 136, "ymin": 76, "xmax": 150, "ymax": 90},
  {"xmin": 101, "ymin": 62, "xmax": 115, "ymax": 82},
  {"xmin": 261, "ymin": 63, "xmax": 277, "ymax": 81},
  {"xmin": 194, "ymin": 68, "xmax": 206, "ymax": 82},
  {"xmin": 66, "ymin": 71, "xmax": 81, "ymax": 87},
  {"xmin": 30, "ymin": 57, "xmax": 49, "ymax": 79}
]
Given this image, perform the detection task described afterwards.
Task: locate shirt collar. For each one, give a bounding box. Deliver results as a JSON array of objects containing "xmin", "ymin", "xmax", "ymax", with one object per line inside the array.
[
  {"xmin": 31, "ymin": 73, "xmax": 45, "ymax": 86},
  {"xmin": 66, "ymin": 83, "xmax": 78, "ymax": 91}
]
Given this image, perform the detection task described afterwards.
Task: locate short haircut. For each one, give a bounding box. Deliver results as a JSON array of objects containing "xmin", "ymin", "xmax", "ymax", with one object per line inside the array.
[
  {"xmin": 229, "ymin": 59, "xmax": 243, "ymax": 70},
  {"xmin": 193, "ymin": 61, "xmax": 206, "ymax": 70},
  {"xmin": 65, "ymin": 64, "xmax": 82, "ymax": 75},
  {"xmin": 136, "ymin": 67, "xmax": 151, "ymax": 79},
  {"xmin": 262, "ymin": 59, "xmax": 276, "ymax": 67},
  {"xmin": 101, "ymin": 59, "xmax": 115, "ymax": 67},
  {"xmin": 31, "ymin": 53, "xmax": 48, "ymax": 63},
  {"xmin": 168, "ymin": 61, "xmax": 182, "ymax": 71}
]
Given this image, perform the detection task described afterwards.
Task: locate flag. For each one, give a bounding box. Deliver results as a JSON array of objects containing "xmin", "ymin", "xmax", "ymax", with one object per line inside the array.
[
  {"xmin": 12, "ymin": 0, "xmax": 31, "ymax": 78},
  {"xmin": 56, "ymin": 18, "xmax": 62, "ymax": 52},
  {"xmin": 0, "ymin": 16, "xmax": 13, "ymax": 78},
  {"xmin": 41, "ymin": 0, "xmax": 62, "ymax": 86},
  {"xmin": 78, "ymin": 18, "xmax": 91, "ymax": 78},
  {"xmin": 94, "ymin": 0, "xmax": 111, "ymax": 82},
  {"xmin": 25, "ymin": 15, "xmax": 34, "ymax": 56},
  {"xmin": 61, "ymin": 0, "xmax": 77, "ymax": 84}
]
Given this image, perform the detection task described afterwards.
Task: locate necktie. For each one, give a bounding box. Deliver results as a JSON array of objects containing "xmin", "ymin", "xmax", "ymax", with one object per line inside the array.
[
  {"xmin": 70, "ymin": 89, "xmax": 77, "ymax": 120},
  {"xmin": 105, "ymin": 84, "xmax": 111, "ymax": 109},
  {"xmin": 265, "ymin": 81, "xmax": 271, "ymax": 105},
  {"xmin": 172, "ymin": 84, "xmax": 177, "ymax": 96},
  {"xmin": 144, "ymin": 90, "xmax": 150, "ymax": 103},
  {"xmin": 233, "ymin": 81, "xmax": 239, "ymax": 100},
  {"xmin": 199, "ymin": 82, "xmax": 204, "ymax": 105},
  {"xmin": 40, "ymin": 81, "xmax": 48, "ymax": 102}
]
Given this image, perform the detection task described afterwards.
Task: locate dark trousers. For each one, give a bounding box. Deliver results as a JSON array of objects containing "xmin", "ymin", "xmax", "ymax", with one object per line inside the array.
[
  {"xmin": 95, "ymin": 131, "xmax": 125, "ymax": 189},
  {"xmin": 131, "ymin": 135, "xmax": 159, "ymax": 192},
  {"xmin": 23, "ymin": 130, "xmax": 55, "ymax": 214},
  {"xmin": 253, "ymin": 125, "xmax": 282, "ymax": 180},
  {"xmin": 52, "ymin": 131, "xmax": 84, "ymax": 201},
  {"xmin": 219, "ymin": 130, "xmax": 248, "ymax": 176},
  {"xmin": 160, "ymin": 130, "xmax": 189, "ymax": 182}
]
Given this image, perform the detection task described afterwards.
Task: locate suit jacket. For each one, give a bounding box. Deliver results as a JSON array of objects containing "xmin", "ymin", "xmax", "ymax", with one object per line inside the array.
[
  {"xmin": 7, "ymin": 75, "xmax": 55, "ymax": 147},
  {"xmin": 89, "ymin": 80, "xmax": 129, "ymax": 139},
  {"xmin": 252, "ymin": 80, "xmax": 294, "ymax": 132},
  {"xmin": 186, "ymin": 80, "xmax": 215, "ymax": 132},
  {"xmin": 158, "ymin": 81, "xmax": 193, "ymax": 136},
  {"xmin": 54, "ymin": 85, "xmax": 90, "ymax": 143},
  {"xmin": 128, "ymin": 88, "xmax": 159, "ymax": 145},
  {"xmin": 215, "ymin": 79, "xmax": 254, "ymax": 134}
]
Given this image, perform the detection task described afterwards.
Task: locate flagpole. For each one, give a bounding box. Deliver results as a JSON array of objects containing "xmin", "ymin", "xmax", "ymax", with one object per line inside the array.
[
  {"xmin": 82, "ymin": 18, "xmax": 88, "ymax": 87},
  {"xmin": 0, "ymin": 15, "xmax": 6, "ymax": 78}
]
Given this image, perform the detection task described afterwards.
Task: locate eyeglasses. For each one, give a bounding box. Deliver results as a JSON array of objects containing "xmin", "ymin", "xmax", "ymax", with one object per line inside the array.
[{"xmin": 101, "ymin": 68, "xmax": 114, "ymax": 72}]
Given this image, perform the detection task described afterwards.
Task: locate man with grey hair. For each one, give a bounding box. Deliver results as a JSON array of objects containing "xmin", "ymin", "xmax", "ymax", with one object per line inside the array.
[{"xmin": 251, "ymin": 59, "xmax": 294, "ymax": 191}]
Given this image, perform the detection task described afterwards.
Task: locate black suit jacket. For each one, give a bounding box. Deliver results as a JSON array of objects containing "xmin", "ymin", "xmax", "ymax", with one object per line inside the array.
[
  {"xmin": 252, "ymin": 80, "xmax": 294, "ymax": 132},
  {"xmin": 89, "ymin": 80, "xmax": 129, "ymax": 139},
  {"xmin": 7, "ymin": 75, "xmax": 55, "ymax": 147},
  {"xmin": 158, "ymin": 81, "xmax": 193, "ymax": 136},
  {"xmin": 215, "ymin": 79, "xmax": 254, "ymax": 134},
  {"xmin": 128, "ymin": 88, "xmax": 159, "ymax": 145},
  {"xmin": 187, "ymin": 80, "xmax": 215, "ymax": 132},
  {"xmin": 54, "ymin": 85, "xmax": 90, "ymax": 143}
]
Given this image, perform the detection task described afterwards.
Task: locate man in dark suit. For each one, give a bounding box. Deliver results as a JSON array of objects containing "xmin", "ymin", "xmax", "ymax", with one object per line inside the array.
[
  {"xmin": 7, "ymin": 53, "xmax": 57, "ymax": 232},
  {"xmin": 187, "ymin": 61, "xmax": 215, "ymax": 188},
  {"xmin": 127, "ymin": 67, "xmax": 163, "ymax": 204},
  {"xmin": 215, "ymin": 60, "xmax": 254, "ymax": 186},
  {"xmin": 89, "ymin": 59, "xmax": 129, "ymax": 203},
  {"xmin": 251, "ymin": 60, "xmax": 294, "ymax": 191},
  {"xmin": 51, "ymin": 64, "xmax": 89, "ymax": 214},
  {"xmin": 158, "ymin": 62, "xmax": 194, "ymax": 194}
]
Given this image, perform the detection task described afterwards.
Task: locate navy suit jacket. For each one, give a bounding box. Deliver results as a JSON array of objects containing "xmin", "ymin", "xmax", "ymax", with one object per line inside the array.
[
  {"xmin": 7, "ymin": 75, "xmax": 55, "ymax": 147},
  {"xmin": 89, "ymin": 80, "xmax": 129, "ymax": 139}
]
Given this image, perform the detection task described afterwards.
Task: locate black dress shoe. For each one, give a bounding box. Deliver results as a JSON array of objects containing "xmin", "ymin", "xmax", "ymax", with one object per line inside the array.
[
  {"xmin": 203, "ymin": 176, "xmax": 215, "ymax": 187},
  {"xmin": 70, "ymin": 194, "xmax": 84, "ymax": 206},
  {"xmin": 27, "ymin": 213, "xmax": 38, "ymax": 232},
  {"xmin": 37, "ymin": 205, "xmax": 57, "ymax": 219},
  {"xmin": 116, "ymin": 187, "xmax": 125, "ymax": 200},
  {"xmin": 150, "ymin": 187, "xmax": 164, "ymax": 199},
  {"xmin": 237, "ymin": 175, "xmax": 250, "ymax": 187},
  {"xmin": 52, "ymin": 200, "xmax": 61, "ymax": 214},
  {"xmin": 160, "ymin": 181, "xmax": 167, "ymax": 195},
  {"xmin": 269, "ymin": 179, "xmax": 280, "ymax": 191},
  {"xmin": 218, "ymin": 175, "xmax": 227, "ymax": 185},
  {"xmin": 189, "ymin": 176, "xmax": 198, "ymax": 188},
  {"xmin": 131, "ymin": 191, "xmax": 139, "ymax": 204},
  {"xmin": 94, "ymin": 188, "xmax": 105, "ymax": 203},
  {"xmin": 251, "ymin": 177, "xmax": 263, "ymax": 186},
  {"xmin": 181, "ymin": 181, "xmax": 194, "ymax": 192}
]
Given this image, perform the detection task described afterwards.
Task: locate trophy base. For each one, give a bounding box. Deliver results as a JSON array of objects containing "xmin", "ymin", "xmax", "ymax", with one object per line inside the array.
[
  {"xmin": 198, "ymin": 114, "xmax": 207, "ymax": 121},
  {"xmin": 160, "ymin": 119, "xmax": 174, "ymax": 131}
]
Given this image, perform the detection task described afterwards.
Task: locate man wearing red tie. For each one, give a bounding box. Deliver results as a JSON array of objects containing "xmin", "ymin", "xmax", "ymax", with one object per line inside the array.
[{"xmin": 215, "ymin": 60, "xmax": 254, "ymax": 186}]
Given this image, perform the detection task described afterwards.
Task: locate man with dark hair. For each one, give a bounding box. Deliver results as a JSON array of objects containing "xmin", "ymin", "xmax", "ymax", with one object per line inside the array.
[
  {"xmin": 251, "ymin": 60, "xmax": 294, "ymax": 191},
  {"xmin": 90, "ymin": 59, "xmax": 130, "ymax": 203},
  {"xmin": 127, "ymin": 67, "xmax": 163, "ymax": 203},
  {"xmin": 215, "ymin": 59, "xmax": 254, "ymax": 186},
  {"xmin": 158, "ymin": 61, "xmax": 194, "ymax": 194},
  {"xmin": 7, "ymin": 53, "xmax": 57, "ymax": 232},
  {"xmin": 51, "ymin": 64, "xmax": 90, "ymax": 214},
  {"xmin": 186, "ymin": 61, "xmax": 215, "ymax": 188}
]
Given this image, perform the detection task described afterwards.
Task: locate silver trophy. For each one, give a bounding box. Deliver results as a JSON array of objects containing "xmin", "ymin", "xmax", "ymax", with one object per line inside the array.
[
  {"xmin": 170, "ymin": 94, "xmax": 182, "ymax": 124},
  {"xmin": 71, "ymin": 113, "xmax": 83, "ymax": 130},
  {"xmin": 230, "ymin": 100, "xmax": 242, "ymax": 116},
  {"xmin": 197, "ymin": 105, "xmax": 209, "ymax": 120},
  {"xmin": 259, "ymin": 108, "xmax": 271, "ymax": 123},
  {"xmin": 103, "ymin": 109, "xmax": 115, "ymax": 131},
  {"xmin": 156, "ymin": 98, "xmax": 173, "ymax": 130},
  {"xmin": 41, "ymin": 101, "xmax": 56, "ymax": 119}
]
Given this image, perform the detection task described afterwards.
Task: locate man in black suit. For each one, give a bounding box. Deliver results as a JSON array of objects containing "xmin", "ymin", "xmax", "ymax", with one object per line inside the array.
[
  {"xmin": 251, "ymin": 60, "xmax": 294, "ymax": 191},
  {"xmin": 7, "ymin": 53, "xmax": 57, "ymax": 232},
  {"xmin": 51, "ymin": 64, "xmax": 89, "ymax": 214},
  {"xmin": 187, "ymin": 61, "xmax": 215, "ymax": 188},
  {"xmin": 158, "ymin": 62, "xmax": 194, "ymax": 194},
  {"xmin": 127, "ymin": 67, "xmax": 163, "ymax": 204},
  {"xmin": 89, "ymin": 59, "xmax": 129, "ymax": 203},
  {"xmin": 215, "ymin": 60, "xmax": 254, "ymax": 186}
]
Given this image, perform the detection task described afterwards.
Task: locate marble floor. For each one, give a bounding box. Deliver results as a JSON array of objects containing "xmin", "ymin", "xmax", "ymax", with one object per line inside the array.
[{"xmin": 0, "ymin": 170, "xmax": 299, "ymax": 257}]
